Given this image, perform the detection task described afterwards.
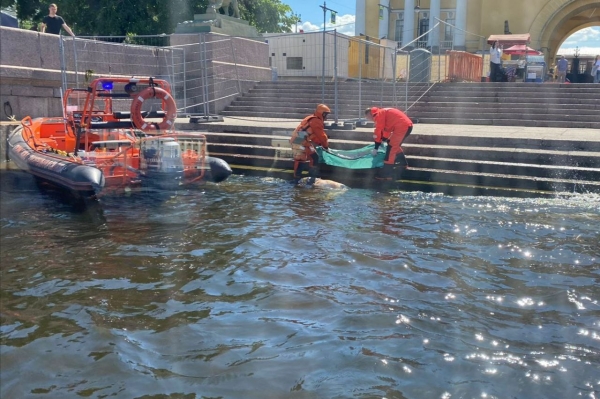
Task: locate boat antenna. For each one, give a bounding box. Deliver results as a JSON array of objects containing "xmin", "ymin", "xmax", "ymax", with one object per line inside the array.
[{"xmin": 60, "ymin": 87, "xmax": 68, "ymax": 144}]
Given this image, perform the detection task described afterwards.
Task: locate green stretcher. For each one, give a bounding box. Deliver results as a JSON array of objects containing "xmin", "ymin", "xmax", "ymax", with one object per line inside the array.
[{"xmin": 316, "ymin": 143, "xmax": 388, "ymax": 169}]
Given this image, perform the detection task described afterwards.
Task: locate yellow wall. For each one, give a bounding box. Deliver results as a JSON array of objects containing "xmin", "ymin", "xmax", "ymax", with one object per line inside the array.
[
  {"xmin": 350, "ymin": 0, "xmax": 598, "ymax": 81},
  {"xmin": 348, "ymin": 45, "xmax": 466, "ymax": 83},
  {"xmin": 363, "ymin": 0, "xmax": 381, "ymax": 38},
  {"xmin": 349, "ymin": 36, "xmax": 383, "ymax": 79},
  {"xmin": 368, "ymin": 0, "xmax": 599, "ymax": 60}
]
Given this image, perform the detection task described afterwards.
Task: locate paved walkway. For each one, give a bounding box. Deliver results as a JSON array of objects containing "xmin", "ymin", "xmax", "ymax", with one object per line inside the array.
[
  {"xmin": 189, "ymin": 117, "xmax": 600, "ymax": 142},
  {"xmin": 3, "ymin": 118, "xmax": 599, "ymax": 143}
]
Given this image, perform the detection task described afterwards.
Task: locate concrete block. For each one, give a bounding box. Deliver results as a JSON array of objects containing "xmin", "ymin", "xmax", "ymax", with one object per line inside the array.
[
  {"xmin": 0, "ymin": 27, "xmax": 43, "ymax": 69},
  {"xmin": 9, "ymin": 96, "xmax": 60, "ymax": 119},
  {"xmin": 189, "ymin": 115, "xmax": 223, "ymax": 123},
  {"xmin": 39, "ymin": 34, "xmax": 62, "ymax": 70},
  {"xmin": 327, "ymin": 122, "xmax": 355, "ymax": 130},
  {"xmin": 0, "ymin": 66, "xmax": 35, "ymax": 81},
  {"xmin": 19, "ymin": 97, "xmax": 48, "ymax": 119},
  {"xmin": 0, "ymin": 85, "xmax": 55, "ymax": 97},
  {"xmin": 0, "ymin": 96, "xmax": 18, "ymax": 119},
  {"xmin": 0, "ymin": 66, "xmax": 61, "ymax": 93},
  {"xmin": 271, "ymin": 129, "xmax": 292, "ymax": 137},
  {"xmin": 271, "ymin": 138, "xmax": 293, "ymax": 159},
  {"xmin": 356, "ymin": 120, "xmax": 374, "ymax": 128}
]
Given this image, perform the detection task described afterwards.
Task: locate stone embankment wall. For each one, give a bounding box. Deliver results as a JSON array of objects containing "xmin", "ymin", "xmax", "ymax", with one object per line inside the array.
[
  {"xmin": 1, "ymin": 27, "xmax": 181, "ymax": 119},
  {"xmin": 1, "ymin": 124, "xmax": 18, "ymax": 170},
  {"xmin": 1, "ymin": 27, "xmax": 65, "ymax": 119},
  {"xmin": 0, "ymin": 27, "xmax": 270, "ymax": 120}
]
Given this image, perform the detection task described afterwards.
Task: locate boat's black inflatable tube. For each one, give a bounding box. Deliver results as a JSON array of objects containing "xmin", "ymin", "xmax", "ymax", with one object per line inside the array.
[
  {"xmin": 206, "ymin": 156, "xmax": 232, "ymax": 183},
  {"xmin": 7, "ymin": 127, "xmax": 105, "ymax": 194}
]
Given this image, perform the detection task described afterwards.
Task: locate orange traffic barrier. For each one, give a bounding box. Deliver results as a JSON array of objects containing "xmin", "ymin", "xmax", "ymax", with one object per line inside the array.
[{"xmin": 447, "ymin": 51, "xmax": 483, "ymax": 82}]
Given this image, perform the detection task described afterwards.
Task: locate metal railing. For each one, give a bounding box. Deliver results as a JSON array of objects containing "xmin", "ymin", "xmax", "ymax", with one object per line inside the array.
[
  {"xmin": 58, "ymin": 33, "xmax": 260, "ymax": 118},
  {"xmin": 56, "ymin": 19, "xmax": 491, "ymax": 122}
]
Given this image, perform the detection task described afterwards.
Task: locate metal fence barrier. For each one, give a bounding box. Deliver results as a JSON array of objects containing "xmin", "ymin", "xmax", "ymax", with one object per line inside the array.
[{"xmin": 58, "ymin": 19, "xmax": 489, "ymax": 122}]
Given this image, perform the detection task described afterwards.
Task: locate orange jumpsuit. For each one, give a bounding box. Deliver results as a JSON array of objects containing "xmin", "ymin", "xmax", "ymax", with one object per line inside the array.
[
  {"xmin": 295, "ymin": 114, "xmax": 329, "ymax": 158},
  {"xmin": 371, "ymin": 107, "xmax": 413, "ymax": 166},
  {"xmin": 290, "ymin": 111, "xmax": 329, "ymax": 180}
]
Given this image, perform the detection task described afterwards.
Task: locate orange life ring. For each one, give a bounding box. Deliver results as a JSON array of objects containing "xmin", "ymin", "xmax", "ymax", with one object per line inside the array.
[{"xmin": 130, "ymin": 87, "xmax": 177, "ymax": 132}]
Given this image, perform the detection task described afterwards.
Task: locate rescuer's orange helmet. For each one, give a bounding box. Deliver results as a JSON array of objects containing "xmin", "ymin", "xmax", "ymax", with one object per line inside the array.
[{"xmin": 315, "ymin": 104, "xmax": 331, "ymax": 119}]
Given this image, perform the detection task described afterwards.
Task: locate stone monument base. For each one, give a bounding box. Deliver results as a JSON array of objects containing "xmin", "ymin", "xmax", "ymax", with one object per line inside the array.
[{"xmin": 175, "ymin": 14, "xmax": 260, "ymax": 38}]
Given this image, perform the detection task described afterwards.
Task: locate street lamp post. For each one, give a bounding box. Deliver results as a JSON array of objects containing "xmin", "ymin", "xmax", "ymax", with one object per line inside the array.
[
  {"xmin": 293, "ymin": 13, "xmax": 301, "ymax": 33},
  {"xmin": 414, "ymin": 2, "xmax": 421, "ymax": 47},
  {"xmin": 320, "ymin": 1, "xmax": 337, "ymax": 104}
]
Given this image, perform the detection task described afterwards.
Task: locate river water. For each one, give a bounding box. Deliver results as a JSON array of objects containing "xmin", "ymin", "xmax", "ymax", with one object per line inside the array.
[{"xmin": 1, "ymin": 172, "xmax": 599, "ymax": 399}]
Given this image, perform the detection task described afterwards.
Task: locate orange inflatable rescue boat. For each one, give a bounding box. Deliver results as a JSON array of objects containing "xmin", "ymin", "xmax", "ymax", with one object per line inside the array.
[{"xmin": 7, "ymin": 77, "xmax": 231, "ymax": 197}]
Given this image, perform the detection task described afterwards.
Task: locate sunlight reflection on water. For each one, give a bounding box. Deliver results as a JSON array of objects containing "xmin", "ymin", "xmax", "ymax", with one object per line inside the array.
[{"xmin": 1, "ymin": 174, "xmax": 599, "ymax": 398}]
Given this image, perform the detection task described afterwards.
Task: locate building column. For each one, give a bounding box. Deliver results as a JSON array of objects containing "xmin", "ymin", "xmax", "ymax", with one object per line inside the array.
[
  {"xmin": 428, "ymin": 0, "xmax": 441, "ymax": 50},
  {"xmin": 379, "ymin": 0, "xmax": 390, "ymax": 39},
  {"xmin": 354, "ymin": 0, "xmax": 366, "ymax": 36},
  {"xmin": 402, "ymin": 0, "xmax": 415, "ymax": 48},
  {"xmin": 454, "ymin": 0, "xmax": 467, "ymax": 50}
]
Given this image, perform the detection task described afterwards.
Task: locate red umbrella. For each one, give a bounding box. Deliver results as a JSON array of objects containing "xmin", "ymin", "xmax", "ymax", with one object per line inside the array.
[{"xmin": 503, "ymin": 45, "xmax": 542, "ymax": 55}]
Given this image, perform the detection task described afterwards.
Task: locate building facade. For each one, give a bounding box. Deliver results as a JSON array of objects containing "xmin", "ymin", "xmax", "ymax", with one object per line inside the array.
[
  {"xmin": 355, "ymin": 0, "xmax": 600, "ymax": 59},
  {"xmin": 264, "ymin": 32, "xmax": 350, "ymax": 79}
]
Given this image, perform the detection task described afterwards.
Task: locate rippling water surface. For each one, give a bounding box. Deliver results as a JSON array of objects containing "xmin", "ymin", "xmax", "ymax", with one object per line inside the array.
[{"xmin": 1, "ymin": 173, "xmax": 599, "ymax": 399}]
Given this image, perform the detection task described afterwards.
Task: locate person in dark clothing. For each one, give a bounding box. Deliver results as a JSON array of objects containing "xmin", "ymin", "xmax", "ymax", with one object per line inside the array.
[{"xmin": 41, "ymin": 3, "xmax": 75, "ymax": 36}]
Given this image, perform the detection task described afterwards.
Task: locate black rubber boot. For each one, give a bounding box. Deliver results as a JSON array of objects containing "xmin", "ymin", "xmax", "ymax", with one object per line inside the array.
[
  {"xmin": 375, "ymin": 164, "xmax": 394, "ymax": 181},
  {"xmin": 307, "ymin": 166, "xmax": 319, "ymax": 185},
  {"xmin": 394, "ymin": 152, "xmax": 409, "ymax": 169},
  {"xmin": 292, "ymin": 161, "xmax": 307, "ymax": 184}
]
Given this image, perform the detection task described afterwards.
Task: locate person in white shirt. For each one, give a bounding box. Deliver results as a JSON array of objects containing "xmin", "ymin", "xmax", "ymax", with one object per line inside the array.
[{"xmin": 489, "ymin": 41, "xmax": 503, "ymax": 82}]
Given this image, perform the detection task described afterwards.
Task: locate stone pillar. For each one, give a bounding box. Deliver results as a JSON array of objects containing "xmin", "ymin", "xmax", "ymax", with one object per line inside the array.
[
  {"xmin": 454, "ymin": 0, "xmax": 467, "ymax": 50},
  {"xmin": 428, "ymin": 0, "xmax": 441, "ymax": 50},
  {"xmin": 403, "ymin": 0, "xmax": 415, "ymax": 48},
  {"xmin": 379, "ymin": 0, "xmax": 390, "ymax": 39},
  {"xmin": 355, "ymin": 0, "xmax": 366, "ymax": 36}
]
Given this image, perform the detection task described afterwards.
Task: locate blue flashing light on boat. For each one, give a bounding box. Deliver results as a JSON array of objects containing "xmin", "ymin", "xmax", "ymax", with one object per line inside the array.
[{"xmin": 102, "ymin": 81, "xmax": 113, "ymax": 91}]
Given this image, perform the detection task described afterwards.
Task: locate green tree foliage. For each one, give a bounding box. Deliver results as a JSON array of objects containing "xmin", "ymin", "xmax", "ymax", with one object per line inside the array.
[
  {"xmin": 1, "ymin": 0, "xmax": 43, "ymax": 22},
  {"xmin": 238, "ymin": 0, "xmax": 294, "ymax": 33},
  {"xmin": 2, "ymin": 0, "xmax": 294, "ymax": 36}
]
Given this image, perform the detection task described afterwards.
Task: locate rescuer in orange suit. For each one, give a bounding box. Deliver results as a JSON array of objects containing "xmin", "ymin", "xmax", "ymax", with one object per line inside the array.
[
  {"xmin": 365, "ymin": 107, "xmax": 413, "ymax": 180},
  {"xmin": 289, "ymin": 104, "xmax": 331, "ymax": 185}
]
